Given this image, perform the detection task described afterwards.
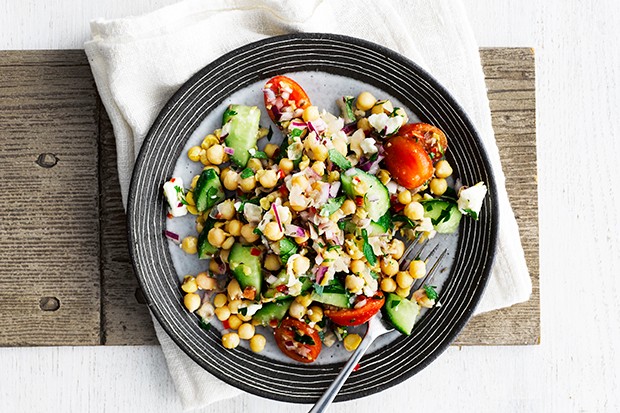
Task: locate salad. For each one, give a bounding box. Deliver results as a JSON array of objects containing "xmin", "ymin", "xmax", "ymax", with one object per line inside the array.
[{"xmin": 163, "ymin": 76, "xmax": 487, "ymax": 363}]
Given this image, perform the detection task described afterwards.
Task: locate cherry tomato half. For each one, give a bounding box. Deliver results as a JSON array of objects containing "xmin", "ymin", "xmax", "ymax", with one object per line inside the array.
[
  {"xmin": 383, "ymin": 135, "xmax": 434, "ymax": 189},
  {"xmin": 324, "ymin": 292, "xmax": 385, "ymax": 326},
  {"xmin": 397, "ymin": 123, "xmax": 448, "ymax": 163},
  {"xmin": 263, "ymin": 76, "xmax": 311, "ymax": 125},
  {"xmin": 274, "ymin": 317, "xmax": 322, "ymax": 363}
]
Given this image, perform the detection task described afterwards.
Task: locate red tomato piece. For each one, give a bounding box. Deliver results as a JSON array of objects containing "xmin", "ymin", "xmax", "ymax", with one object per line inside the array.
[
  {"xmin": 263, "ymin": 76, "xmax": 311, "ymax": 125},
  {"xmin": 383, "ymin": 135, "xmax": 434, "ymax": 189},
  {"xmin": 274, "ymin": 318, "xmax": 322, "ymax": 363},
  {"xmin": 324, "ymin": 292, "xmax": 385, "ymax": 326},
  {"xmin": 397, "ymin": 123, "xmax": 448, "ymax": 163}
]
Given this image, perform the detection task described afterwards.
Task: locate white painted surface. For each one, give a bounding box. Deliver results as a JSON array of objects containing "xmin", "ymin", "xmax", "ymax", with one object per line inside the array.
[{"xmin": 1, "ymin": 1, "xmax": 619, "ymax": 412}]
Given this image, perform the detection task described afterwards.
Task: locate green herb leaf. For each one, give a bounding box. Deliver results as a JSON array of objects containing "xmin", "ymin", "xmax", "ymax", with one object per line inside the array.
[
  {"xmin": 392, "ymin": 215, "xmax": 416, "ymax": 228},
  {"xmin": 318, "ymin": 330, "xmax": 325, "ymax": 341},
  {"xmin": 253, "ymin": 151, "xmax": 268, "ymax": 159},
  {"xmin": 320, "ymin": 196, "xmax": 345, "ymax": 217},
  {"xmin": 361, "ymin": 228, "xmax": 377, "ymax": 266},
  {"xmin": 240, "ymin": 168, "xmax": 254, "ymax": 179},
  {"xmin": 327, "ymin": 245, "xmax": 342, "ymax": 252},
  {"xmin": 294, "ymin": 330, "xmax": 316, "ymax": 346},
  {"xmin": 463, "ymin": 208, "xmax": 479, "ymax": 220},
  {"xmin": 337, "ymin": 220, "xmax": 347, "ymax": 230},
  {"xmin": 424, "ymin": 285, "xmax": 439, "ymax": 301},
  {"xmin": 253, "ymin": 227, "xmax": 263, "ymax": 236},
  {"xmin": 328, "ymin": 149, "xmax": 352, "ymax": 170},
  {"xmin": 313, "ymin": 283, "xmax": 324, "ymax": 296},
  {"xmin": 375, "ymin": 211, "xmax": 393, "ymax": 230},
  {"xmin": 370, "ymin": 270, "xmax": 379, "ymax": 280},
  {"xmin": 279, "ymin": 237, "xmax": 298, "ymax": 264},
  {"xmin": 290, "ymin": 128, "xmax": 303, "ymax": 138},
  {"xmin": 198, "ymin": 318, "xmax": 211, "ymax": 332},
  {"xmin": 239, "ymin": 307, "xmax": 248, "ymax": 316},
  {"xmin": 223, "ymin": 107, "xmax": 238, "ymax": 119},
  {"xmin": 431, "ymin": 207, "xmax": 452, "ymax": 226}
]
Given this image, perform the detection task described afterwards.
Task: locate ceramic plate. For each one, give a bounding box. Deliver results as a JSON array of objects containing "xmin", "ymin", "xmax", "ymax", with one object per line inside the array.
[{"xmin": 127, "ymin": 33, "xmax": 498, "ymax": 403}]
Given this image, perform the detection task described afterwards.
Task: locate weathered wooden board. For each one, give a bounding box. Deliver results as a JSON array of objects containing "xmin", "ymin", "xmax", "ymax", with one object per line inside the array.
[
  {"xmin": 0, "ymin": 51, "xmax": 101, "ymax": 345},
  {"xmin": 0, "ymin": 48, "xmax": 538, "ymax": 346}
]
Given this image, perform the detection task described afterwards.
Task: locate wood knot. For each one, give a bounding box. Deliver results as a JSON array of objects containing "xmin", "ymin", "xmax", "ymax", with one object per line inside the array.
[
  {"xmin": 135, "ymin": 287, "xmax": 147, "ymax": 304},
  {"xmin": 36, "ymin": 153, "xmax": 59, "ymax": 168},
  {"xmin": 39, "ymin": 296, "xmax": 60, "ymax": 311}
]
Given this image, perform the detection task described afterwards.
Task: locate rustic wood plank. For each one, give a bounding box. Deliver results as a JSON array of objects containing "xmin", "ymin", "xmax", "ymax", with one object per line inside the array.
[
  {"xmin": 0, "ymin": 51, "xmax": 101, "ymax": 346},
  {"xmin": 454, "ymin": 48, "xmax": 540, "ymax": 345}
]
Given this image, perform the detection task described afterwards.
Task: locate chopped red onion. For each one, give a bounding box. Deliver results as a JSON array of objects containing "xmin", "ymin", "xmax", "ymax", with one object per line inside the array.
[
  {"xmin": 263, "ymin": 88, "xmax": 276, "ymax": 103},
  {"xmin": 224, "ymin": 146, "xmax": 235, "ymax": 155},
  {"xmin": 315, "ymin": 266, "xmax": 328, "ymax": 285},
  {"xmin": 329, "ymin": 182, "xmax": 341, "ymax": 197},
  {"xmin": 341, "ymin": 122, "xmax": 357, "ymax": 135},
  {"xmin": 164, "ymin": 230, "xmax": 180, "ymax": 244},
  {"xmin": 272, "ymin": 204, "xmax": 283, "ymax": 232}
]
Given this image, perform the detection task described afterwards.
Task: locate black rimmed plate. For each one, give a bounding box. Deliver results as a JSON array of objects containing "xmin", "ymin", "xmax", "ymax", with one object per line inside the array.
[{"xmin": 127, "ymin": 33, "xmax": 498, "ymax": 403}]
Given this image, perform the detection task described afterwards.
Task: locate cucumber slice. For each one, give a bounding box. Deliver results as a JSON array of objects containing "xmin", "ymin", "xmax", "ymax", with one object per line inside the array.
[
  {"xmin": 223, "ymin": 104, "xmax": 261, "ymax": 168},
  {"xmin": 343, "ymin": 220, "xmax": 387, "ymax": 237},
  {"xmin": 340, "ymin": 168, "xmax": 390, "ymax": 221},
  {"xmin": 252, "ymin": 298, "xmax": 293, "ymax": 326},
  {"xmin": 194, "ymin": 168, "xmax": 224, "ymax": 212},
  {"xmin": 422, "ymin": 199, "xmax": 462, "ymax": 233},
  {"xmin": 383, "ymin": 293, "xmax": 420, "ymax": 335},
  {"xmin": 311, "ymin": 291, "xmax": 351, "ymax": 308},
  {"xmin": 197, "ymin": 218, "xmax": 217, "ymax": 259},
  {"xmin": 228, "ymin": 243, "xmax": 262, "ymax": 295}
]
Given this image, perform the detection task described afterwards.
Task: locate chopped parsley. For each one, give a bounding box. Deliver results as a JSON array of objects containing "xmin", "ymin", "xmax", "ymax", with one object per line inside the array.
[
  {"xmin": 239, "ymin": 307, "xmax": 248, "ymax": 316},
  {"xmin": 253, "ymin": 227, "xmax": 263, "ymax": 236},
  {"xmin": 223, "ymin": 107, "xmax": 237, "ymax": 119},
  {"xmin": 320, "ymin": 196, "xmax": 345, "ymax": 217},
  {"xmin": 361, "ymin": 228, "xmax": 377, "ymax": 266},
  {"xmin": 462, "ymin": 208, "xmax": 479, "ymax": 220},
  {"xmin": 198, "ymin": 318, "xmax": 211, "ymax": 332},
  {"xmin": 375, "ymin": 211, "xmax": 393, "ymax": 230},
  {"xmin": 253, "ymin": 150, "xmax": 268, "ymax": 159},
  {"xmin": 290, "ymin": 128, "xmax": 303, "ymax": 138},
  {"xmin": 279, "ymin": 237, "xmax": 298, "ymax": 263},
  {"xmin": 424, "ymin": 285, "xmax": 439, "ymax": 301},
  {"xmin": 392, "ymin": 215, "xmax": 415, "ymax": 228},
  {"xmin": 313, "ymin": 283, "xmax": 325, "ymax": 296},
  {"xmin": 328, "ymin": 149, "xmax": 352, "ymax": 170},
  {"xmin": 294, "ymin": 330, "xmax": 316, "ymax": 346},
  {"xmin": 240, "ymin": 168, "xmax": 254, "ymax": 179}
]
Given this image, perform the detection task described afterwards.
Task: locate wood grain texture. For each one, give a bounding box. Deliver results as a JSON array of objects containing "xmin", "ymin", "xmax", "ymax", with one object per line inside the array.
[
  {"xmin": 0, "ymin": 50, "xmax": 101, "ymax": 345},
  {"xmin": 454, "ymin": 48, "xmax": 539, "ymax": 345},
  {"xmin": 0, "ymin": 48, "xmax": 539, "ymax": 346}
]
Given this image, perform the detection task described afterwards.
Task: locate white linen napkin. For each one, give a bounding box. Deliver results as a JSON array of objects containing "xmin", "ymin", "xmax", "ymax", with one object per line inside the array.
[{"xmin": 85, "ymin": 0, "xmax": 532, "ymax": 409}]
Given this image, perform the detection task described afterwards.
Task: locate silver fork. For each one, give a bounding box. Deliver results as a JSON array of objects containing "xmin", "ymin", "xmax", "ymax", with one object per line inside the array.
[{"xmin": 309, "ymin": 238, "xmax": 447, "ymax": 413}]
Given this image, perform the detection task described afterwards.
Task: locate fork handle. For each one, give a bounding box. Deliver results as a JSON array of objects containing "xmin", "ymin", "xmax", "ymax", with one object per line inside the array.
[{"xmin": 308, "ymin": 333, "xmax": 378, "ymax": 413}]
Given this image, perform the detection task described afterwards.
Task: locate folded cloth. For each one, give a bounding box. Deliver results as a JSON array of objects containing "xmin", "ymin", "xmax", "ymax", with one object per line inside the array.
[{"xmin": 85, "ymin": 0, "xmax": 532, "ymax": 409}]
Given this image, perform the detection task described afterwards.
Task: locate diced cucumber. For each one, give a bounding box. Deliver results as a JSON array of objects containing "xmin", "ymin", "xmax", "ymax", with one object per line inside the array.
[
  {"xmin": 340, "ymin": 168, "xmax": 390, "ymax": 221},
  {"xmin": 343, "ymin": 220, "xmax": 387, "ymax": 237},
  {"xmin": 311, "ymin": 280, "xmax": 351, "ymax": 308},
  {"xmin": 383, "ymin": 293, "xmax": 420, "ymax": 335},
  {"xmin": 228, "ymin": 243, "xmax": 262, "ymax": 295},
  {"xmin": 263, "ymin": 274, "xmax": 312, "ymax": 300},
  {"xmin": 197, "ymin": 218, "xmax": 217, "ymax": 259},
  {"xmin": 422, "ymin": 199, "xmax": 462, "ymax": 233},
  {"xmin": 252, "ymin": 298, "xmax": 293, "ymax": 326},
  {"xmin": 223, "ymin": 104, "xmax": 261, "ymax": 168},
  {"xmin": 193, "ymin": 168, "xmax": 224, "ymax": 212}
]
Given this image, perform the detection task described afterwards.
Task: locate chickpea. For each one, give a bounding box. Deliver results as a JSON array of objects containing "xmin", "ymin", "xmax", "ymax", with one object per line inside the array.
[
  {"xmin": 311, "ymin": 144, "xmax": 328, "ymax": 162},
  {"xmin": 183, "ymin": 293, "xmax": 201, "ymax": 312},
  {"xmin": 279, "ymin": 158, "xmax": 294, "ymax": 175},
  {"xmin": 350, "ymin": 259, "xmax": 365, "ymax": 275},
  {"xmin": 228, "ymin": 299, "xmax": 242, "ymax": 314},
  {"xmin": 214, "ymin": 305, "xmax": 231, "ymax": 321},
  {"xmin": 264, "ymin": 143, "xmax": 280, "ymax": 159},
  {"xmin": 435, "ymin": 160, "xmax": 453, "ymax": 179},
  {"xmin": 356, "ymin": 92, "xmax": 377, "ymax": 111},
  {"xmin": 203, "ymin": 164, "xmax": 220, "ymax": 174},
  {"xmin": 259, "ymin": 169, "xmax": 278, "ymax": 189},
  {"xmin": 223, "ymin": 172, "xmax": 239, "ymax": 191},
  {"xmin": 206, "ymin": 144, "xmax": 225, "ymax": 165},
  {"xmin": 209, "ymin": 259, "xmax": 222, "ymax": 274},
  {"xmin": 409, "ymin": 260, "xmax": 427, "ymax": 279},
  {"xmin": 190, "ymin": 174, "xmax": 200, "ymax": 189},
  {"xmin": 250, "ymin": 334, "xmax": 266, "ymax": 353},
  {"xmin": 291, "ymin": 174, "xmax": 309, "ymax": 190},
  {"xmin": 380, "ymin": 256, "xmax": 399, "ymax": 276},
  {"xmin": 181, "ymin": 236, "xmax": 198, "ymax": 254},
  {"xmin": 371, "ymin": 100, "xmax": 393, "ymax": 115},
  {"xmin": 397, "ymin": 190, "xmax": 412, "ymax": 205},
  {"xmin": 396, "ymin": 286, "xmax": 411, "ymax": 298},
  {"xmin": 221, "ymin": 332, "xmax": 240, "ymax": 349},
  {"xmin": 199, "ymin": 149, "xmax": 210, "ymax": 165},
  {"xmin": 390, "ymin": 239, "xmax": 405, "ymax": 260},
  {"xmin": 294, "ymin": 231, "xmax": 309, "ymax": 245},
  {"xmin": 241, "ymin": 224, "xmax": 260, "ymax": 243},
  {"xmin": 196, "ymin": 272, "xmax": 217, "ymax": 290},
  {"xmin": 239, "ymin": 176, "xmax": 256, "ymax": 192},
  {"xmin": 292, "ymin": 255, "xmax": 311, "ymax": 275},
  {"xmin": 340, "ymin": 199, "xmax": 356, "ymax": 216},
  {"xmin": 311, "ymin": 161, "xmax": 325, "ymax": 176},
  {"xmin": 264, "ymin": 254, "xmax": 282, "ymax": 271},
  {"xmin": 289, "ymin": 301, "xmax": 307, "ymax": 320},
  {"xmin": 377, "ymin": 169, "xmax": 391, "ymax": 185},
  {"xmin": 218, "ymin": 200, "xmax": 236, "ymax": 220},
  {"xmin": 430, "ymin": 178, "xmax": 448, "ymax": 196},
  {"xmin": 328, "ymin": 170, "xmax": 340, "ymax": 183},
  {"xmin": 238, "ymin": 323, "xmax": 255, "ymax": 340},
  {"xmin": 207, "ymin": 228, "xmax": 227, "ymax": 248},
  {"xmin": 227, "ymin": 314, "xmax": 243, "ymax": 330},
  {"xmin": 181, "ymin": 276, "xmax": 198, "ymax": 293},
  {"xmin": 357, "ymin": 117, "xmax": 372, "ymax": 132},
  {"xmin": 343, "ymin": 333, "xmax": 362, "ymax": 352},
  {"xmin": 380, "ymin": 277, "xmax": 397, "ymax": 293},
  {"xmin": 307, "ymin": 305, "xmax": 324, "ymax": 323},
  {"xmin": 396, "ymin": 271, "xmax": 414, "ymax": 289},
  {"xmin": 302, "ymin": 105, "xmax": 320, "ymax": 122},
  {"xmin": 187, "ymin": 146, "xmax": 202, "ymax": 162},
  {"xmin": 404, "ymin": 202, "xmax": 425, "ymax": 221},
  {"xmin": 201, "ymin": 134, "xmax": 218, "ymax": 150},
  {"xmin": 345, "ymin": 274, "xmax": 364, "ymax": 293},
  {"xmin": 213, "ymin": 293, "xmax": 228, "ymax": 308},
  {"xmin": 225, "ymin": 220, "xmax": 243, "ymax": 237},
  {"xmin": 263, "ymin": 221, "xmax": 283, "ymax": 241},
  {"xmin": 221, "ymin": 236, "xmax": 235, "ymax": 250},
  {"xmin": 331, "ymin": 137, "xmax": 348, "ymax": 156}
]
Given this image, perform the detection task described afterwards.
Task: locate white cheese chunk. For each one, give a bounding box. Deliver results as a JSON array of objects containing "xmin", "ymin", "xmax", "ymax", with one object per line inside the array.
[
  {"xmin": 163, "ymin": 178, "xmax": 187, "ymax": 217},
  {"xmin": 457, "ymin": 182, "xmax": 488, "ymax": 217}
]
